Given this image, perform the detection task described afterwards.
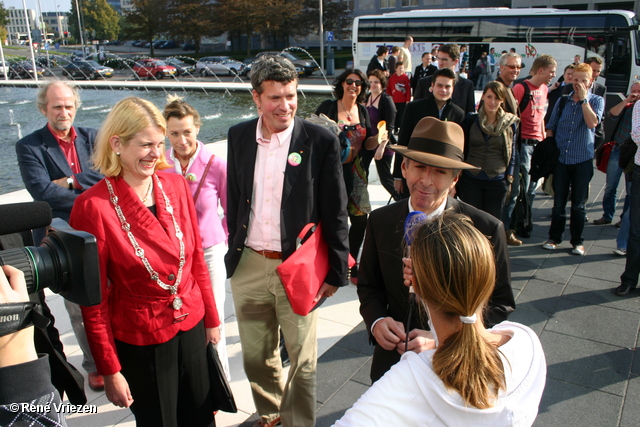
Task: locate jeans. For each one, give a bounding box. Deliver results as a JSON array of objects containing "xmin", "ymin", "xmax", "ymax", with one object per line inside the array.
[
  {"xmin": 549, "ymin": 160, "xmax": 594, "ymax": 245},
  {"xmin": 602, "ymin": 145, "xmax": 623, "ymax": 221},
  {"xmin": 621, "ymin": 165, "xmax": 640, "ymax": 288},
  {"xmin": 458, "ymin": 173, "xmax": 509, "ymax": 220},
  {"xmin": 476, "ymin": 73, "xmax": 489, "ymax": 90},
  {"xmin": 519, "ymin": 143, "xmax": 538, "ymax": 208},
  {"xmin": 502, "ymin": 148, "xmax": 521, "ymax": 228},
  {"xmin": 616, "ymin": 179, "xmax": 631, "ymax": 250}
]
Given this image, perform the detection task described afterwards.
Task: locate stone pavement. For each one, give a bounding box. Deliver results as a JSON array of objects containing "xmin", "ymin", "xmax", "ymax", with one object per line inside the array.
[{"xmin": 292, "ymin": 166, "xmax": 640, "ymax": 427}]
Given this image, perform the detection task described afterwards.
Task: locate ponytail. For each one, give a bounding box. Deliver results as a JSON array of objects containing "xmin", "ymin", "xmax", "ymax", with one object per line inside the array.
[{"xmin": 410, "ymin": 212, "xmax": 506, "ymax": 408}]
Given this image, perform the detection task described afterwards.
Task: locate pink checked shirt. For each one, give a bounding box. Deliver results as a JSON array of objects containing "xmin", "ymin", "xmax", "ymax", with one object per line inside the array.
[{"xmin": 245, "ymin": 116, "xmax": 294, "ymax": 252}]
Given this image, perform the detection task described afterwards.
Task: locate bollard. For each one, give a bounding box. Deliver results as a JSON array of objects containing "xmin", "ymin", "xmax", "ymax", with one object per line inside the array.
[{"xmin": 327, "ymin": 49, "xmax": 335, "ymax": 76}]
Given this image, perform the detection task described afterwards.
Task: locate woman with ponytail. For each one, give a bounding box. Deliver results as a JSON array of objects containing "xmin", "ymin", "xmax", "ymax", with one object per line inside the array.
[{"xmin": 333, "ymin": 211, "xmax": 546, "ymax": 426}]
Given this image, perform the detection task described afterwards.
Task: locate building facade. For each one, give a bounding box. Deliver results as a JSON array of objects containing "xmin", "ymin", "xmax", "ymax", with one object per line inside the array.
[
  {"xmin": 41, "ymin": 12, "xmax": 69, "ymax": 39},
  {"xmin": 6, "ymin": 7, "xmax": 37, "ymax": 44}
]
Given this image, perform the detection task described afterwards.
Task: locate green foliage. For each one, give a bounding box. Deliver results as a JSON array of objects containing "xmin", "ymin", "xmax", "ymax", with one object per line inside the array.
[
  {"xmin": 166, "ymin": 0, "xmax": 218, "ymax": 55},
  {"xmin": 123, "ymin": 0, "xmax": 169, "ymax": 57},
  {"xmin": 68, "ymin": 0, "xmax": 121, "ymax": 42},
  {"xmin": 0, "ymin": 1, "xmax": 9, "ymax": 42}
]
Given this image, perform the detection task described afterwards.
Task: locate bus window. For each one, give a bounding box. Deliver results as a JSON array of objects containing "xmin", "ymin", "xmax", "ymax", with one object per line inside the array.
[
  {"xmin": 408, "ymin": 18, "xmax": 442, "ymax": 40},
  {"xmin": 478, "ymin": 17, "xmax": 518, "ymax": 42},
  {"xmin": 442, "ymin": 18, "xmax": 478, "ymax": 39},
  {"xmin": 519, "ymin": 17, "xmax": 561, "ymax": 43}
]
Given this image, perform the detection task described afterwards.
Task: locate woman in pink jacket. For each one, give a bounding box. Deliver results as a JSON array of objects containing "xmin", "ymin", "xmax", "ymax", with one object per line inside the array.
[{"xmin": 163, "ymin": 95, "xmax": 230, "ymax": 380}]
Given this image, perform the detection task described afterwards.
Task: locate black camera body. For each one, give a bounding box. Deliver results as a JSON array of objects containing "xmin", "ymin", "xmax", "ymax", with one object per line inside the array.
[{"xmin": 0, "ymin": 203, "xmax": 101, "ymax": 307}]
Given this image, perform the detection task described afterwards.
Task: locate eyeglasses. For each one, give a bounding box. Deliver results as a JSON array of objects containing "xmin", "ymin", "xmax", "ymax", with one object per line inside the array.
[
  {"xmin": 504, "ymin": 64, "xmax": 524, "ymax": 69},
  {"xmin": 345, "ymin": 78, "xmax": 363, "ymax": 86}
]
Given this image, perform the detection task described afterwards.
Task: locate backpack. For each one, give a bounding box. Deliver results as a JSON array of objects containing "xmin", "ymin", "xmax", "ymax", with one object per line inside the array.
[{"xmin": 517, "ymin": 81, "xmax": 533, "ymax": 113}]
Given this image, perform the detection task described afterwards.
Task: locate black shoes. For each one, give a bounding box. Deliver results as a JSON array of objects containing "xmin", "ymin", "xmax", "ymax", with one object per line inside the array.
[{"xmin": 612, "ymin": 285, "xmax": 633, "ymax": 296}]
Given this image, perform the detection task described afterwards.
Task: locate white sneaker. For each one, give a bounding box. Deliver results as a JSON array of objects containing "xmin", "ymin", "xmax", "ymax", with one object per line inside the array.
[
  {"xmin": 542, "ymin": 240, "xmax": 557, "ymax": 250},
  {"xmin": 613, "ymin": 248, "xmax": 627, "ymax": 256},
  {"xmin": 572, "ymin": 245, "xmax": 585, "ymax": 256}
]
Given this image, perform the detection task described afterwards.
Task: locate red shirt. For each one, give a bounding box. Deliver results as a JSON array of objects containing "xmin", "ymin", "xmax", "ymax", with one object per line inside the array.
[
  {"xmin": 387, "ymin": 73, "xmax": 412, "ymax": 104},
  {"xmin": 47, "ymin": 124, "xmax": 82, "ymax": 188}
]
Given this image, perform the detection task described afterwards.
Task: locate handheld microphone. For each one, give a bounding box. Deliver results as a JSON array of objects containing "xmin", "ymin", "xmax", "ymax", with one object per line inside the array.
[
  {"xmin": 402, "ymin": 211, "xmax": 426, "ymax": 351},
  {"xmin": 0, "ymin": 202, "xmax": 52, "ymax": 236}
]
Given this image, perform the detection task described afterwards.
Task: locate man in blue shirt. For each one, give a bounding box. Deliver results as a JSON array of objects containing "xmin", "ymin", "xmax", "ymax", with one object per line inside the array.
[{"xmin": 543, "ymin": 63, "xmax": 605, "ymax": 255}]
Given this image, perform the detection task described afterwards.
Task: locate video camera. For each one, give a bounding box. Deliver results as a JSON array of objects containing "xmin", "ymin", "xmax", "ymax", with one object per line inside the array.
[{"xmin": 0, "ymin": 202, "xmax": 101, "ymax": 307}]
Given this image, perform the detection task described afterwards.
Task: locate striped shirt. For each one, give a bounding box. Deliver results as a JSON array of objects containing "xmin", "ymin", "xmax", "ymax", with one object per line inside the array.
[
  {"xmin": 629, "ymin": 100, "xmax": 640, "ymax": 166},
  {"xmin": 546, "ymin": 92, "xmax": 605, "ymax": 165}
]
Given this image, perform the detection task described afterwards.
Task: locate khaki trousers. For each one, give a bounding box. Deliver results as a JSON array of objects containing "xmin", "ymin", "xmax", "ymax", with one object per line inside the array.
[{"xmin": 231, "ymin": 248, "xmax": 318, "ymax": 427}]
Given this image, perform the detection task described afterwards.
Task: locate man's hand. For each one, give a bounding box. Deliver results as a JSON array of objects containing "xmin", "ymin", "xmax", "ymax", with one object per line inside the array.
[
  {"xmin": 104, "ymin": 372, "xmax": 134, "ymax": 408},
  {"xmin": 0, "ymin": 266, "xmax": 38, "ymax": 369},
  {"xmin": 402, "ymin": 257, "xmax": 413, "ymax": 288},
  {"xmin": 372, "ymin": 317, "xmax": 406, "ymax": 351},
  {"xmin": 394, "ymin": 179, "xmax": 403, "ymax": 195},
  {"xmin": 314, "ymin": 282, "xmax": 338, "ymax": 303},
  {"xmin": 625, "ymin": 93, "xmax": 640, "ymax": 104},
  {"xmin": 52, "ymin": 177, "xmax": 69, "ymax": 188},
  {"xmin": 396, "ymin": 329, "xmax": 436, "ymax": 355},
  {"xmin": 574, "ymin": 81, "xmax": 588, "ymax": 101}
]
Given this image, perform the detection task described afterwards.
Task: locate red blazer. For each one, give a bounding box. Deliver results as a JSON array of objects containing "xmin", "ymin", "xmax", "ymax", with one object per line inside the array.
[{"xmin": 69, "ymin": 172, "xmax": 220, "ymax": 375}]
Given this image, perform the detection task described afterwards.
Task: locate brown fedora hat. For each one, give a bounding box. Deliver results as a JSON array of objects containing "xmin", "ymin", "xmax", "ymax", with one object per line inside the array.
[{"xmin": 390, "ymin": 117, "xmax": 479, "ymax": 170}]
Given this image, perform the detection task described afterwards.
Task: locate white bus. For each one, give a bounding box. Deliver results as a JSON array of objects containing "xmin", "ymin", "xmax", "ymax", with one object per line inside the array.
[{"xmin": 352, "ymin": 8, "xmax": 640, "ymax": 99}]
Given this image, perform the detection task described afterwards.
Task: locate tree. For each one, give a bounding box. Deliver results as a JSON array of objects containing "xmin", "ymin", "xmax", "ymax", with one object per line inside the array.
[
  {"xmin": 167, "ymin": 0, "xmax": 217, "ymax": 55},
  {"xmin": 68, "ymin": 0, "xmax": 120, "ymax": 43},
  {"xmin": 0, "ymin": 1, "xmax": 9, "ymax": 44},
  {"xmin": 123, "ymin": 0, "xmax": 168, "ymax": 57},
  {"xmin": 295, "ymin": 0, "xmax": 352, "ymax": 40},
  {"xmin": 213, "ymin": 0, "xmax": 267, "ymax": 56}
]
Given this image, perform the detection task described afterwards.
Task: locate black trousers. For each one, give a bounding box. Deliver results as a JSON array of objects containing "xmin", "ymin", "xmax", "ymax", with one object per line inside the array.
[{"xmin": 116, "ymin": 320, "xmax": 215, "ymax": 427}]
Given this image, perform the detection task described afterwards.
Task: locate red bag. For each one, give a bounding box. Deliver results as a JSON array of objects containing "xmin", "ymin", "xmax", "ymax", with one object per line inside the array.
[
  {"xmin": 276, "ymin": 222, "xmax": 355, "ymax": 316},
  {"xmin": 596, "ymin": 141, "xmax": 615, "ymax": 173}
]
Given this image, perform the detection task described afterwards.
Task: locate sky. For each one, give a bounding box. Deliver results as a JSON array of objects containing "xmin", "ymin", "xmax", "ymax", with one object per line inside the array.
[{"xmin": 3, "ymin": 0, "xmax": 72, "ymax": 13}]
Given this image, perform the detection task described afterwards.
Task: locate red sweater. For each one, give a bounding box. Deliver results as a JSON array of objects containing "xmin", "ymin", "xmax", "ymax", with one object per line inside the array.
[{"xmin": 387, "ymin": 73, "xmax": 411, "ymax": 103}]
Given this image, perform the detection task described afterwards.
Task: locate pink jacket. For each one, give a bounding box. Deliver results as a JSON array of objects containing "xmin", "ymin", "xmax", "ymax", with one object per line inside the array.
[{"xmin": 166, "ymin": 141, "xmax": 228, "ymax": 249}]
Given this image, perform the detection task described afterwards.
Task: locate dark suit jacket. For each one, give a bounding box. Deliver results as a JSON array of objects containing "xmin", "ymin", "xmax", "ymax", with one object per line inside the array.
[
  {"xmin": 357, "ymin": 197, "xmax": 515, "ymax": 382},
  {"xmin": 225, "ymin": 116, "xmax": 349, "ymax": 288},
  {"xmin": 16, "ymin": 125, "xmax": 103, "ymax": 221},
  {"xmin": 413, "ymin": 74, "xmax": 476, "ymax": 114},
  {"xmin": 392, "ymin": 95, "xmax": 465, "ymax": 179},
  {"xmin": 367, "ymin": 55, "xmax": 388, "ymax": 74},
  {"xmin": 411, "ymin": 64, "xmax": 437, "ymax": 90}
]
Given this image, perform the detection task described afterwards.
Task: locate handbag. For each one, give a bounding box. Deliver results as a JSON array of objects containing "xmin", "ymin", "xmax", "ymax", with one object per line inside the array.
[
  {"xmin": 595, "ymin": 141, "xmax": 615, "ymax": 173},
  {"xmin": 207, "ymin": 342, "xmax": 237, "ymax": 413},
  {"xmin": 276, "ymin": 222, "xmax": 355, "ymax": 316}
]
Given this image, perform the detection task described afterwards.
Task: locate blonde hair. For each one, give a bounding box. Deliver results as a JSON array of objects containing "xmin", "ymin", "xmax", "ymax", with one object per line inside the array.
[
  {"xmin": 93, "ymin": 97, "xmax": 169, "ymax": 177},
  {"xmin": 163, "ymin": 94, "xmax": 202, "ymax": 127},
  {"xmin": 410, "ymin": 212, "xmax": 505, "ymax": 409}
]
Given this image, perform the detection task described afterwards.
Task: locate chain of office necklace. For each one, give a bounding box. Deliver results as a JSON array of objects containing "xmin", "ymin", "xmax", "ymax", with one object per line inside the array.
[{"xmin": 104, "ymin": 175, "xmax": 186, "ymax": 310}]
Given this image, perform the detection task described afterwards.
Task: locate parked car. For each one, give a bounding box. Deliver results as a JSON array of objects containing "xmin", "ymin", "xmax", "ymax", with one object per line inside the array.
[
  {"xmin": 158, "ymin": 41, "xmax": 177, "ymax": 49},
  {"xmin": 165, "ymin": 57, "xmax": 195, "ymax": 76},
  {"xmin": 8, "ymin": 61, "xmax": 44, "ymax": 79},
  {"xmin": 182, "ymin": 43, "xmax": 195, "ymax": 51},
  {"xmin": 62, "ymin": 60, "xmax": 114, "ymax": 80},
  {"xmin": 256, "ymin": 51, "xmax": 319, "ymax": 76},
  {"xmin": 153, "ymin": 40, "xmax": 167, "ymax": 48},
  {"xmin": 132, "ymin": 58, "xmax": 177, "ymax": 79},
  {"xmin": 195, "ymin": 56, "xmax": 245, "ymax": 77}
]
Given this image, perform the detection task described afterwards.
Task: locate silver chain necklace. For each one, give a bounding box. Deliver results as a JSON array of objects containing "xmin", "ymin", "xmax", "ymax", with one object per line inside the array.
[{"xmin": 105, "ymin": 175, "xmax": 186, "ymax": 310}]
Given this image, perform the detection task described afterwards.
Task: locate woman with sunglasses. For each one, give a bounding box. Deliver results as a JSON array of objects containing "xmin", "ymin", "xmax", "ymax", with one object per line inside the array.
[
  {"xmin": 458, "ymin": 81, "xmax": 519, "ymax": 220},
  {"xmin": 333, "ymin": 212, "xmax": 546, "ymax": 426},
  {"xmin": 316, "ymin": 69, "xmax": 387, "ymax": 283}
]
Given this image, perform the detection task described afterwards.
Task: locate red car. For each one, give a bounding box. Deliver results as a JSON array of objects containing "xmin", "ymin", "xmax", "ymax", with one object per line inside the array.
[{"xmin": 132, "ymin": 59, "xmax": 177, "ymax": 79}]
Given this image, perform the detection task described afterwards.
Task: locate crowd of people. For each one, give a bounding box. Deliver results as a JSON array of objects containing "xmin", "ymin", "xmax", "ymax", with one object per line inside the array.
[{"xmin": 2, "ymin": 38, "xmax": 640, "ymax": 427}]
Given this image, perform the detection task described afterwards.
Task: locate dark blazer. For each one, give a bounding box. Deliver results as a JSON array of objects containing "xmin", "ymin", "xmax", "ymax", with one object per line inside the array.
[
  {"xmin": 411, "ymin": 64, "xmax": 437, "ymax": 90},
  {"xmin": 225, "ymin": 116, "xmax": 349, "ymax": 288},
  {"xmin": 357, "ymin": 197, "xmax": 516, "ymax": 382},
  {"xmin": 392, "ymin": 95, "xmax": 465, "ymax": 178},
  {"xmin": 413, "ymin": 74, "xmax": 476, "ymax": 114},
  {"xmin": 495, "ymin": 76, "xmax": 520, "ymax": 118},
  {"xmin": 367, "ymin": 55, "xmax": 388, "ymax": 74},
  {"xmin": 15, "ymin": 125, "xmax": 103, "ymax": 221}
]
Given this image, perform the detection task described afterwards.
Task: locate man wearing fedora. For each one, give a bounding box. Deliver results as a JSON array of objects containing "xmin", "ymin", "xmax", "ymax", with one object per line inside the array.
[{"xmin": 357, "ymin": 117, "xmax": 515, "ymax": 382}]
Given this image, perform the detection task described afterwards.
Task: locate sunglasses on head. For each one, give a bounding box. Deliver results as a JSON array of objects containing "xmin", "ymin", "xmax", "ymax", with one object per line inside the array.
[{"xmin": 345, "ymin": 78, "xmax": 363, "ymax": 86}]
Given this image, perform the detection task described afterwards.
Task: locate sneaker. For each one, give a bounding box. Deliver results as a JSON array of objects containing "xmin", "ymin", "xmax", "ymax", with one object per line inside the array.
[
  {"xmin": 542, "ymin": 240, "xmax": 558, "ymax": 250},
  {"xmin": 572, "ymin": 244, "xmax": 585, "ymax": 256},
  {"xmin": 506, "ymin": 230, "xmax": 522, "ymax": 246},
  {"xmin": 613, "ymin": 248, "xmax": 627, "ymax": 256}
]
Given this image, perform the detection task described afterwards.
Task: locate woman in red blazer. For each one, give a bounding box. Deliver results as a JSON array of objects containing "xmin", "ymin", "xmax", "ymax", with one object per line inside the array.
[{"xmin": 69, "ymin": 97, "xmax": 220, "ymax": 427}]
